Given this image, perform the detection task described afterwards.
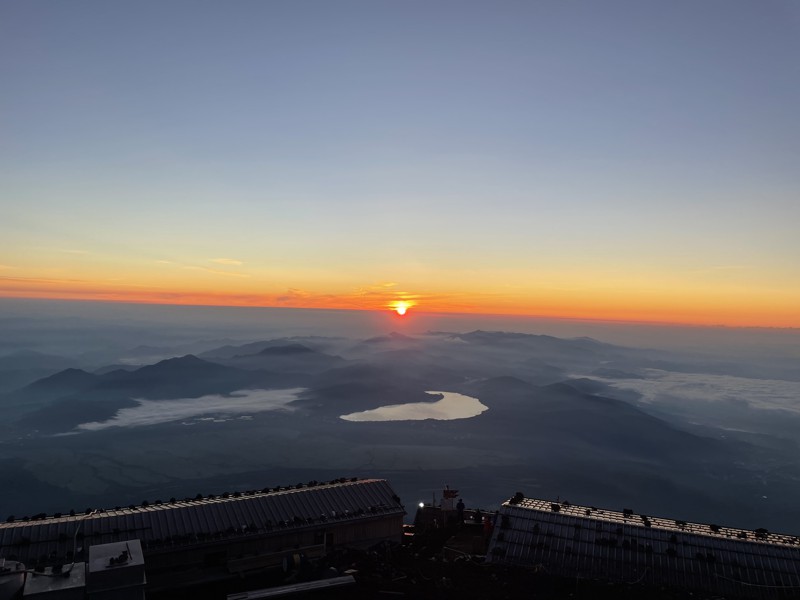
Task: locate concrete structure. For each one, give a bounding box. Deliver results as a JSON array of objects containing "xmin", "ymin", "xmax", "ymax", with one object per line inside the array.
[
  {"xmin": 22, "ymin": 564, "xmax": 85, "ymax": 600},
  {"xmin": 487, "ymin": 494, "xmax": 800, "ymax": 599},
  {"xmin": 0, "ymin": 558, "xmax": 26, "ymax": 600},
  {"xmin": 86, "ymin": 540, "xmax": 145, "ymax": 600},
  {"xmin": 20, "ymin": 541, "xmax": 144, "ymax": 600}
]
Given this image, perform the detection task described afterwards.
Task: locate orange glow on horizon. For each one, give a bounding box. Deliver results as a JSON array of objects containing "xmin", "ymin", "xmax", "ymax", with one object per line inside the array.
[{"xmin": 0, "ymin": 278, "xmax": 798, "ymax": 329}]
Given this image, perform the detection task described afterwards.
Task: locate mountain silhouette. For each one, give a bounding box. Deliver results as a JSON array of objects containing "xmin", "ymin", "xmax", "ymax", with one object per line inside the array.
[
  {"xmin": 7, "ymin": 355, "xmax": 306, "ymax": 434},
  {"xmin": 255, "ymin": 344, "xmax": 315, "ymax": 356}
]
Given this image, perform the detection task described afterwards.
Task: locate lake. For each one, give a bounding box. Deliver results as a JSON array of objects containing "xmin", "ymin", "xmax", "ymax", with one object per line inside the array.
[{"xmin": 340, "ymin": 390, "xmax": 488, "ymax": 422}]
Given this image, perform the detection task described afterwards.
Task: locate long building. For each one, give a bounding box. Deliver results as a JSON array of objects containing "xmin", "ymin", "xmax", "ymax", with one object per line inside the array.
[
  {"xmin": 0, "ymin": 478, "xmax": 405, "ymax": 594},
  {"xmin": 486, "ymin": 494, "xmax": 800, "ymax": 599}
]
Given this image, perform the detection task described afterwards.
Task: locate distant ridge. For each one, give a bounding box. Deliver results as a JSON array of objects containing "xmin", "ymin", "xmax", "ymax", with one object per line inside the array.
[
  {"xmin": 457, "ymin": 330, "xmax": 607, "ymax": 347},
  {"xmin": 6, "ymin": 368, "xmax": 99, "ymax": 402},
  {"xmin": 4, "ymin": 354, "xmax": 305, "ymax": 433},
  {"xmin": 362, "ymin": 332, "xmax": 416, "ymax": 344},
  {"xmin": 254, "ymin": 344, "xmax": 315, "ymax": 356},
  {"xmin": 26, "ymin": 367, "xmax": 97, "ymax": 390},
  {"xmin": 92, "ymin": 355, "xmax": 271, "ymax": 392},
  {"xmin": 199, "ymin": 337, "xmax": 343, "ymax": 360}
]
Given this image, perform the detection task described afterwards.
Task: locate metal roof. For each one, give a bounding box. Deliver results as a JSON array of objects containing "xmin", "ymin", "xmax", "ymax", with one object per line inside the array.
[
  {"xmin": 487, "ymin": 495, "xmax": 800, "ymax": 598},
  {"xmin": 508, "ymin": 497, "xmax": 800, "ymax": 548},
  {"xmin": 0, "ymin": 478, "xmax": 404, "ymax": 564}
]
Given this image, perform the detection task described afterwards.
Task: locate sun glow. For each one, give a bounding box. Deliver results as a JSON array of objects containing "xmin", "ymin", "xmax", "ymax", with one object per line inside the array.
[{"xmin": 391, "ymin": 301, "xmax": 411, "ymax": 316}]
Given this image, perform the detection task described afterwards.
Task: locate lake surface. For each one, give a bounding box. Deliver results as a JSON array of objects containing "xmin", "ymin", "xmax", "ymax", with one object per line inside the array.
[{"xmin": 340, "ymin": 390, "xmax": 488, "ymax": 422}]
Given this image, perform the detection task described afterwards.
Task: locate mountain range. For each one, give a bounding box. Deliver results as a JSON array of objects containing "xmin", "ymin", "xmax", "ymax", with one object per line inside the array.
[{"xmin": 1, "ymin": 330, "xmax": 797, "ymax": 533}]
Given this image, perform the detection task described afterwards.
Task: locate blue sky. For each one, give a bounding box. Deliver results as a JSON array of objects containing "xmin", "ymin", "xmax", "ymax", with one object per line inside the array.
[{"xmin": 1, "ymin": 1, "xmax": 799, "ymax": 325}]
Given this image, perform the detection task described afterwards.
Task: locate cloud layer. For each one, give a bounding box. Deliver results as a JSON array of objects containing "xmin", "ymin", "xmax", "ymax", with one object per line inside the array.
[
  {"xmin": 77, "ymin": 388, "xmax": 304, "ymax": 431},
  {"xmin": 604, "ymin": 371, "xmax": 800, "ymax": 415}
]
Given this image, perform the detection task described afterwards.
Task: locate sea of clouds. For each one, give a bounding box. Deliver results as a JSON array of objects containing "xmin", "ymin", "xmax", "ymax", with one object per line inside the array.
[
  {"xmin": 77, "ymin": 388, "xmax": 304, "ymax": 431},
  {"xmin": 604, "ymin": 370, "xmax": 800, "ymax": 415}
]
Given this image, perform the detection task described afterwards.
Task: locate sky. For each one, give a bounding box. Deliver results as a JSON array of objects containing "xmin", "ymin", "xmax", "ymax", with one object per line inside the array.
[{"xmin": 1, "ymin": 1, "xmax": 799, "ymax": 327}]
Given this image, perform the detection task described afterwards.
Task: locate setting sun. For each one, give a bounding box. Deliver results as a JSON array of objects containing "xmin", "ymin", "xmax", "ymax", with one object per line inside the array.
[{"xmin": 391, "ymin": 301, "xmax": 411, "ymax": 316}]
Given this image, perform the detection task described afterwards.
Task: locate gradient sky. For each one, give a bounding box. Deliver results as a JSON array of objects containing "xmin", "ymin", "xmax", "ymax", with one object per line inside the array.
[{"xmin": 2, "ymin": 1, "xmax": 799, "ymax": 327}]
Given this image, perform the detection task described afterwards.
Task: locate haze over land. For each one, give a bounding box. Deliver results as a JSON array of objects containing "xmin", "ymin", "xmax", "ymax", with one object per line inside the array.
[{"xmin": 1, "ymin": 300, "xmax": 799, "ymax": 536}]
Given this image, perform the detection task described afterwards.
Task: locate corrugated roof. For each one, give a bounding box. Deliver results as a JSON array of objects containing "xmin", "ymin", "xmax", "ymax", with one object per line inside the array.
[
  {"xmin": 0, "ymin": 478, "xmax": 404, "ymax": 563},
  {"xmin": 505, "ymin": 497, "xmax": 800, "ymax": 548},
  {"xmin": 487, "ymin": 495, "xmax": 800, "ymax": 598}
]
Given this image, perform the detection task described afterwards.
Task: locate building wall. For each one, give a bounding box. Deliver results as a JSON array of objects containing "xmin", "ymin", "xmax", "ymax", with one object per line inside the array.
[
  {"xmin": 140, "ymin": 514, "xmax": 403, "ymax": 591},
  {"xmin": 142, "ymin": 514, "xmax": 402, "ymax": 569}
]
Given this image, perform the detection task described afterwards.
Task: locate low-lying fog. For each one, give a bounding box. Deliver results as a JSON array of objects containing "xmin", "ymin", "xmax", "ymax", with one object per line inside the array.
[
  {"xmin": 603, "ymin": 371, "xmax": 800, "ymax": 414},
  {"xmin": 76, "ymin": 388, "xmax": 302, "ymax": 431}
]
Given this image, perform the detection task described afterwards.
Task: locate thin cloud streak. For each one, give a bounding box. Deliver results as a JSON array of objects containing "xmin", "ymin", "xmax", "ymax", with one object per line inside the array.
[
  {"xmin": 155, "ymin": 260, "xmax": 249, "ymax": 277},
  {"xmin": 0, "ymin": 275, "xmax": 92, "ymax": 285},
  {"xmin": 183, "ymin": 266, "xmax": 250, "ymax": 278}
]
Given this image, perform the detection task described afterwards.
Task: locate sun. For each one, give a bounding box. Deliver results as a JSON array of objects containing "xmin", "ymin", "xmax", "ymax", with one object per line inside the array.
[{"xmin": 391, "ymin": 301, "xmax": 411, "ymax": 316}]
